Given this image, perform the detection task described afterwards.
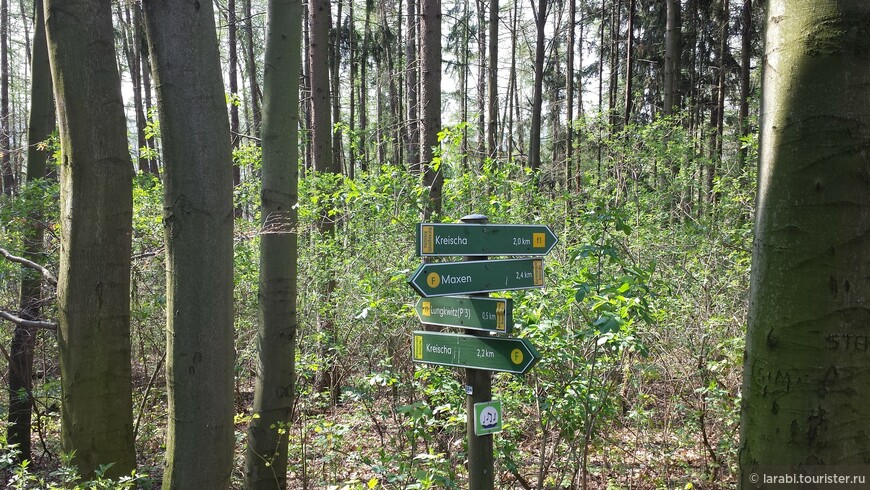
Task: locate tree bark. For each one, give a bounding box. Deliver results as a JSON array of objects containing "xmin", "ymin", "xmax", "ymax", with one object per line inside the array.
[
  {"xmin": 244, "ymin": 0, "xmax": 300, "ymax": 486},
  {"xmin": 44, "ymin": 0, "xmax": 135, "ymax": 477},
  {"xmin": 663, "ymin": 0, "xmax": 681, "ymax": 116},
  {"xmin": 420, "ymin": 0, "xmax": 442, "ymax": 217},
  {"xmin": 9, "ymin": 0, "xmax": 54, "ymax": 463},
  {"xmin": 737, "ymin": 0, "xmax": 751, "ymax": 166},
  {"xmin": 486, "ymin": 0, "xmax": 498, "ymax": 161},
  {"xmin": 405, "ymin": 0, "xmax": 419, "ymax": 173},
  {"xmin": 622, "ymin": 0, "xmax": 635, "ymax": 125},
  {"xmin": 528, "ymin": 0, "xmax": 547, "ymax": 172},
  {"xmin": 739, "ymin": 0, "xmax": 870, "ymax": 478},
  {"xmin": 0, "ymin": 0, "xmax": 13, "ymax": 195},
  {"xmin": 142, "ymin": 1, "xmax": 235, "ymax": 487},
  {"xmin": 243, "ymin": 0, "xmax": 262, "ymax": 138}
]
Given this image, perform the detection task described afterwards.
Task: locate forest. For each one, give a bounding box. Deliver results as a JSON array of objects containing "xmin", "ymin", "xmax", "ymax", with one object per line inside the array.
[{"xmin": 0, "ymin": 0, "xmax": 867, "ymax": 488}]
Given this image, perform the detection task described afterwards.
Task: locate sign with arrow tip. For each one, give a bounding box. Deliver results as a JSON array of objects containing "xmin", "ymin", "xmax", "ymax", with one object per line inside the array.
[
  {"xmin": 414, "ymin": 296, "xmax": 513, "ymax": 333},
  {"xmin": 411, "ymin": 330, "xmax": 541, "ymax": 374},
  {"xmin": 417, "ymin": 223, "xmax": 558, "ymax": 257},
  {"xmin": 407, "ymin": 258, "xmax": 545, "ymax": 297}
]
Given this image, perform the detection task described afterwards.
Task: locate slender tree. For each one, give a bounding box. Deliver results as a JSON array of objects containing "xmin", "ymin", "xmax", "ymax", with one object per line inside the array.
[
  {"xmin": 142, "ymin": 1, "xmax": 235, "ymax": 487},
  {"xmin": 737, "ymin": 0, "xmax": 752, "ymax": 167},
  {"xmin": 0, "ymin": 0, "xmax": 12, "ymax": 195},
  {"xmin": 528, "ymin": 0, "xmax": 547, "ymax": 172},
  {"xmin": 8, "ymin": 0, "xmax": 54, "ymax": 463},
  {"xmin": 486, "ymin": 0, "xmax": 498, "ymax": 160},
  {"xmin": 740, "ymin": 0, "xmax": 870, "ymax": 479},
  {"xmin": 243, "ymin": 0, "xmax": 262, "ymax": 137},
  {"xmin": 420, "ymin": 0, "xmax": 442, "ymax": 217},
  {"xmin": 663, "ymin": 0, "xmax": 681, "ymax": 116},
  {"xmin": 44, "ymin": 0, "xmax": 136, "ymax": 477},
  {"xmin": 405, "ymin": 0, "xmax": 419, "ymax": 173},
  {"xmin": 244, "ymin": 0, "xmax": 301, "ymax": 486}
]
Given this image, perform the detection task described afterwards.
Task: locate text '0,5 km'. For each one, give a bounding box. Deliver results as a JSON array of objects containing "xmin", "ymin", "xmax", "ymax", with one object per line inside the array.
[{"xmin": 417, "ymin": 223, "xmax": 558, "ymax": 256}]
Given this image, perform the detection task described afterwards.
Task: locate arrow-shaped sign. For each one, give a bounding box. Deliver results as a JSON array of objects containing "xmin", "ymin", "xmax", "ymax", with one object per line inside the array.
[
  {"xmin": 417, "ymin": 223, "xmax": 558, "ymax": 257},
  {"xmin": 415, "ymin": 296, "xmax": 513, "ymax": 333},
  {"xmin": 411, "ymin": 331, "xmax": 541, "ymax": 374},
  {"xmin": 407, "ymin": 258, "xmax": 545, "ymax": 297}
]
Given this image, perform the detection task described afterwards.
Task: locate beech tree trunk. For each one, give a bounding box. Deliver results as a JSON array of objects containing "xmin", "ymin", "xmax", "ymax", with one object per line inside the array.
[
  {"xmin": 740, "ymin": 0, "xmax": 870, "ymax": 480},
  {"xmin": 244, "ymin": 0, "xmax": 301, "ymax": 486},
  {"xmin": 142, "ymin": 1, "xmax": 236, "ymax": 487},
  {"xmin": 45, "ymin": 0, "xmax": 136, "ymax": 477}
]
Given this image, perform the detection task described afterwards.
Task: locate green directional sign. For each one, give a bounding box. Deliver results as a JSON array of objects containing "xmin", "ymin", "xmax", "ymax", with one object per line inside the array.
[
  {"xmin": 411, "ymin": 331, "xmax": 541, "ymax": 374},
  {"xmin": 417, "ymin": 223, "xmax": 558, "ymax": 257},
  {"xmin": 408, "ymin": 258, "xmax": 545, "ymax": 297},
  {"xmin": 415, "ymin": 296, "xmax": 513, "ymax": 333}
]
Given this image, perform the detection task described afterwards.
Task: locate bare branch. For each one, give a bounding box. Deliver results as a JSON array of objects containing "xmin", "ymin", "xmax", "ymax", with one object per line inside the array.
[
  {"xmin": 0, "ymin": 247, "xmax": 57, "ymax": 286},
  {"xmin": 0, "ymin": 311, "xmax": 57, "ymax": 331}
]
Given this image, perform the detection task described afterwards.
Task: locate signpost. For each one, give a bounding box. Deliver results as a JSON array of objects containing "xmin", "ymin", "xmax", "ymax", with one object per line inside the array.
[
  {"xmin": 417, "ymin": 223, "xmax": 558, "ymax": 256},
  {"xmin": 407, "ymin": 258, "xmax": 545, "ymax": 297},
  {"xmin": 411, "ymin": 330, "xmax": 541, "ymax": 374},
  {"xmin": 406, "ymin": 214, "xmax": 555, "ymax": 490},
  {"xmin": 414, "ymin": 296, "xmax": 512, "ymax": 333}
]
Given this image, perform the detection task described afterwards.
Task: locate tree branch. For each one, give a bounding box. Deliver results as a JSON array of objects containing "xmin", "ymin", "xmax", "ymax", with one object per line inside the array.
[
  {"xmin": 0, "ymin": 311, "xmax": 57, "ymax": 331},
  {"xmin": 0, "ymin": 247, "xmax": 57, "ymax": 286}
]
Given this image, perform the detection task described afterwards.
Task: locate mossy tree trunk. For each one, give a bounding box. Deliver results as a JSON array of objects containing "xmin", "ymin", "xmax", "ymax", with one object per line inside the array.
[
  {"xmin": 45, "ymin": 0, "xmax": 136, "ymax": 477},
  {"xmin": 740, "ymin": 0, "xmax": 870, "ymax": 479},
  {"xmin": 142, "ymin": 1, "xmax": 235, "ymax": 487}
]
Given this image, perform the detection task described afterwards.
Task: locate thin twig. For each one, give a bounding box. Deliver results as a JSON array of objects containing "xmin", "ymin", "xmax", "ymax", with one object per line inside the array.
[
  {"xmin": 133, "ymin": 352, "xmax": 166, "ymax": 440},
  {"xmin": 0, "ymin": 311, "xmax": 57, "ymax": 331},
  {"xmin": 0, "ymin": 247, "xmax": 57, "ymax": 285}
]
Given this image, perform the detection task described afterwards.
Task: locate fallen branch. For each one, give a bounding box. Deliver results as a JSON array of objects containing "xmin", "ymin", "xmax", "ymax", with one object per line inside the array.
[
  {"xmin": 0, "ymin": 247, "xmax": 57, "ymax": 286},
  {"xmin": 0, "ymin": 311, "xmax": 57, "ymax": 331}
]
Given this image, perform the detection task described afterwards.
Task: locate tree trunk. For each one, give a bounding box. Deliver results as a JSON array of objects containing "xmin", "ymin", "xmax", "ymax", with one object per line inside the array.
[
  {"xmin": 565, "ymin": 0, "xmax": 575, "ymax": 189},
  {"xmin": 0, "ymin": 0, "xmax": 13, "ymax": 195},
  {"xmin": 528, "ymin": 0, "xmax": 546, "ymax": 172},
  {"xmin": 663, "ymin": 0, "xmax": 681, "ymax": 116},
  {"xmin": 420, "ymin": 0, "xmax": 442, "ymax": 217},
  {"xmin": 44, "ymin": 0, "xmax": 135, "ymax": 477},
  {"xmin": 405, "ymin": 0, "xmax": 419, "ymax": 173},
  {"xmin": 9, "ymin": 0, "xmax": 54, "ymax": 463},
  {"xmin": 622, "ymin": 0, "xmax": 635, "ymax": 125},
  {"xmin": 486, "ymin": 0, "xmax": 498, "ymax": 161},
  {"xmin": 739, "ymin": 0, "xmax": 870, "ymax": 478},
  {"xmin": 243, "ymin": 0, "xmax": 262, "ymax": 138},
  {"xmin": 331, "ymin": 0, "xmax": 343, "ymax": 173},
  {"xmin": 137, "ymin": 4, "xmax": 158, "ymax": 177},
  {"xmin": 142, "ymin": 1, "xmax": 235, "ymax": 487},
  {"xmin": 244, "ymin": 0, "xmax": 300, "ymax": 486},
  {"xmin": 309, "ymin": 0, "xmax": 340, "ymax": 403},
  {"xmin": 475, "ymin": 0, "xmax": 485, "ymax": 164},
  {"xmin": 737, "ymin": 0, "xmax": 751, "ymax": 167}
]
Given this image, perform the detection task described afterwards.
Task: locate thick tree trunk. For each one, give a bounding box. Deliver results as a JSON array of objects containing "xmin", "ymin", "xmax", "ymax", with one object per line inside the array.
[
  {"xmin": 44, "ymin": 0, "xmax": 135, "ymax": 477},
  {"xmin": 331, "ymin": 0, "xmax": 343, "ymax": 172},
  {"xmin": 9, "ymin": 0, "xmax": 54, "ymax": 463},
  {"xmin": 420, "ymin": 0, "xmax": 442, "ymax": 217},
  {"xmin": 244, "ymin": 0, "xmax": 300, "ymax": 486},
  {"xmin": 142, "ymin": 1, "xmax": 235, "ymax": 487},
  {"xmin": 740, "ymin": 0, "xmax": 870, "ymax": 479}
]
